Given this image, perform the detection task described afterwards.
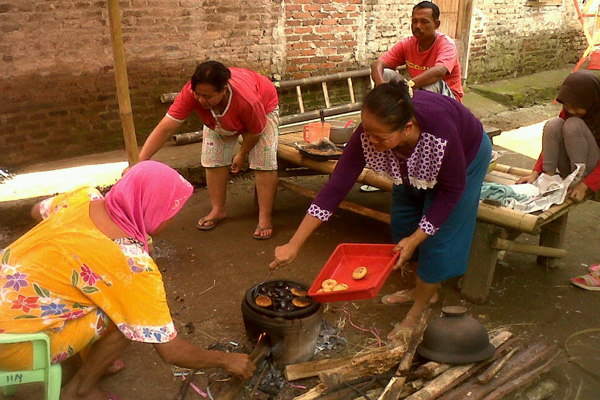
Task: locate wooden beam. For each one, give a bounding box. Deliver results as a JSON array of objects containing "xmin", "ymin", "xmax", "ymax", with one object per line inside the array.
[
  {"xmin": 278, "ymin": 179, "xmax": 391, "ymax": 224},
  {"xmin": 455, "ymin": 0, "xmax": 474, "ymax": 80}
]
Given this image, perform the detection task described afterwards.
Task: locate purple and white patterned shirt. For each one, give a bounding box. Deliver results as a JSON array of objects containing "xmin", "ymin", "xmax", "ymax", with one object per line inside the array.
[{"xmin": 308, "ymin": 90, "xmax": 483, "ymax": 235}]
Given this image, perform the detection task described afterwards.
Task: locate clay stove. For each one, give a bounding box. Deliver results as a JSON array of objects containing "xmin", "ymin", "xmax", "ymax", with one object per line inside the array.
[{"xmin": 241, "ymin": 280, "xmax": 323, "ymax": 367}]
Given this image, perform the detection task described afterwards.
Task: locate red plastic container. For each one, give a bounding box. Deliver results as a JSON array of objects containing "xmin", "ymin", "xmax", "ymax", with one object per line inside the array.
[{"xmin": 308, "ymin": 243, "xmax": 400, "ymax": 303}]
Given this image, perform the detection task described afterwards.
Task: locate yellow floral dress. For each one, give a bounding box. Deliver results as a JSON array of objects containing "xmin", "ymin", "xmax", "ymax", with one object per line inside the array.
[{"xmin": 0, "ymin": 187, "xmax": 175, "ymax": 369}]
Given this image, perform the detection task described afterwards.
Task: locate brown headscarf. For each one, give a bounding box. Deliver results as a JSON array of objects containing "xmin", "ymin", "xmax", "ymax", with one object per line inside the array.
[{"xmin": 556, "ymin": 71, "xmax": 600, "ymax": 138}]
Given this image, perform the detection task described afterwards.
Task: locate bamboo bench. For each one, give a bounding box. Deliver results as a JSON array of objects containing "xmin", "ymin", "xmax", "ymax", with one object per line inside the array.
[{"xmin": 277, "ymin": 132, "xmax": 592, "ymax": 304}]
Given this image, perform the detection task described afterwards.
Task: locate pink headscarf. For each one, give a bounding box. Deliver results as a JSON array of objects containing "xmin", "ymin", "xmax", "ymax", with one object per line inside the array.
[{"xmin": 105, "ymin": 160, "xmax": 194, "ymax": 252}]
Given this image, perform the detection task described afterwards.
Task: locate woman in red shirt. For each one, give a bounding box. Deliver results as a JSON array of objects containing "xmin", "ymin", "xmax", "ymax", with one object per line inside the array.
[{"xmin": 138, "ymin": 61, "xmax": 279, "ymax": 239}]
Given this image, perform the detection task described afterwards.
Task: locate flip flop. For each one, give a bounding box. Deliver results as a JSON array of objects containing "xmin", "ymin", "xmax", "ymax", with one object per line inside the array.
[
  {"xmin": 570, "ymin": 271, "xmax": 600, "ymax": 291},
  {"xmin": 589, "ymin": 263, "xmax": 600, "ymax": 273},
  {"xmin": 381, "ymin": 289, "xmax": 438, "ymax": 305},
  {"xmin": 196, "ymin": 216, "xmax": 224, "ymax": 231},
  {"xmin": 253, "ymin": 225, "xmax": 273, "ymax": 240},
  {"xmin": 360, "ymin": 184, "xmax": 381, "ymax": 192}
]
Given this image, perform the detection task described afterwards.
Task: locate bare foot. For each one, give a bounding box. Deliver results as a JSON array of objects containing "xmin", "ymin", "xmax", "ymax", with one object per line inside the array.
[{"xmin": 387, "ymin": 315, "xmax": 418, "ymax": 343}]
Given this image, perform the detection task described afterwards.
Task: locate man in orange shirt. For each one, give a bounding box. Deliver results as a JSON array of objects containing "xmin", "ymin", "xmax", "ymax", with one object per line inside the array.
[{"xmin": 371, "ymin": 1, "xmax": 463, "ymax": 102}]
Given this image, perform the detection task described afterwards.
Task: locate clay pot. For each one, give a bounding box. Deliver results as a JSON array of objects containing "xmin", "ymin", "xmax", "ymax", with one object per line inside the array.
[{"xmin": 417, "ymin": 306, "xmax": 495, "ymax": 364}]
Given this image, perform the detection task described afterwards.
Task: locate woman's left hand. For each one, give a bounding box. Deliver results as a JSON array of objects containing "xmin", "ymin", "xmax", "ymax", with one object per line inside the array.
[
  {"xmin": 392, "ymin": 228, "xmax": 428, "ymax": 270},
  {"xmin": 231, "ymin": 153, "xmax": 245, "ymax": 173},
  {"xmin": 392, "ymin": 236, "xmax": 418, "ymax": 270},
  {"xmin": 568, "ymin": 181, "xmax": 589, "ymax": 202}
]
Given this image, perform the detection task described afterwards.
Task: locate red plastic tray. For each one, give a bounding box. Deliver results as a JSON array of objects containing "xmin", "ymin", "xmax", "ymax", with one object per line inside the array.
[{"xmin": 308, "ymin": 243, "xmax": 400, "ymax": 303}]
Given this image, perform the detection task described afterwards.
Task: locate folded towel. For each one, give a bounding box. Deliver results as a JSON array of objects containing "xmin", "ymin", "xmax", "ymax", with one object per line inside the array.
[{"xmin": 480, "ymin": 182, "xmax": 528, "ymax": 206}]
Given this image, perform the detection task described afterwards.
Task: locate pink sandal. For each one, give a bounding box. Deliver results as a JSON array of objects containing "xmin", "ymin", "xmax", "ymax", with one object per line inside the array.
[{"xmin": 570, "ymin": 271, "xmax": 600, "ymax": 291}]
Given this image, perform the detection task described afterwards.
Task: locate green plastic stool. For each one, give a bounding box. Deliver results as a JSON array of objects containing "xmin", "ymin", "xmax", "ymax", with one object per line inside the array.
[{"xmin": 0, "ymin": 332, "xmax": 62, "ymax": 399}]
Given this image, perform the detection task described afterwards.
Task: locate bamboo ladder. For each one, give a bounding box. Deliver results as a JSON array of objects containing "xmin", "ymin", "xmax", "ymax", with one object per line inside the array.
[{"xmin": 276, "ymin": 68, "xmax": 374, "ymax": 126}]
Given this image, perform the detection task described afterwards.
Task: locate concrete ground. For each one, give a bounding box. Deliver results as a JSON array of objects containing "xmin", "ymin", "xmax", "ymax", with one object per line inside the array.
[{"xmin": 2, "ymin": 66, "xmax": 600, "ymax": 399}]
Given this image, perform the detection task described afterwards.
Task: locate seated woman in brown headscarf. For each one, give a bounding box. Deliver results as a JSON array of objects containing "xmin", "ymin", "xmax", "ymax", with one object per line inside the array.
[{"xmin": 517, "ymin": 71, "xmax": 600, "ymax": 201}]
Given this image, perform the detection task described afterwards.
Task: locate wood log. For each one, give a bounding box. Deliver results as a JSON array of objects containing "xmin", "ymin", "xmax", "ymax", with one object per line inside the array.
[
  {"xmin": 412, "ymin": 362, "xmax": 451, "ymax": 380},
  {"xmin": 317, "ymin": 345, "xmax": 407, "ymax": 384},
  {"xmin": 477, "ymin": 345, "xmax": 520, "ymax": 383},
  {"xmin": 215, "ymin": 339, "xmax": 270, "ymax": 400},
  {"xmin": 285, "ymin": 355, "xmax": 356, "ymax": 381},
  {"xmin": 378, "ymin": 308, "xmax": 432, "ymax": 400},
  {"xmin": 480, "ymin": 351, "xmax": 560, "ymax": 400},
  {"xmin": 438, "ymin": 342, "xmax": 557, "ymax": 400},
  {"xmin": 404, "ymin": 331, "xmax": 513, "ymax": 400}
]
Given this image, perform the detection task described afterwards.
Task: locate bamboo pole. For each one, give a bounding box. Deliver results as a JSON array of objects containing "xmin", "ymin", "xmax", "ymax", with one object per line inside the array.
[
  {"xmin": 171, "ymin": 131, "xmax": 203, "ymax": 146},
  {"xmin": 279, "ymin": 180, "xmax": 391, "ymax": 224},
  {"xmin": 347, "ymin": 77, "xmax": 355, "ymax": 103},
  {"xmin": 492, "ymin": 238, "xmax": 567, "ymax": 258},
  {"xmin": 296, "ymin": 86, "xmax": 305, "ymax": 113},
  {"xmin": 493, "ymin": 163, "xmax": 532, "ymax": 177},
  {"xmin": 476, "ymin": 203, "xmax": 540, "ymax": 234},
  {"xmin": 322, "ymin": 82, "xmax": 331, "ymax": 108},
  {"xmin": 277, "ymin": 145, "xmax": 393, "ymax": 191},
  {"xmin": 106, "ymin": 0, "xmax": 139, "ymax": 166}
]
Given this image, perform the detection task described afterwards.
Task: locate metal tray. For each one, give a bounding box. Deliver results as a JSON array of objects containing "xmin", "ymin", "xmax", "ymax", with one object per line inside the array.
[{"xmin": 294, "ymin": 141, "xmax": 343, "ymax": 161}]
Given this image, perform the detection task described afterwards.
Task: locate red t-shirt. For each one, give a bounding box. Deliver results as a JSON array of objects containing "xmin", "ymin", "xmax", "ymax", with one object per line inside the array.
[
  {"xmin": 380, "ymin": 33, "xmax": 463, "ymax": 102},
  {"xmin": 167, "ymin": 68, "xmax": 278, "ymax": 135},
  {"xmin": 533, "ymin": 109, "xmax": 600, "ymax": 192}
]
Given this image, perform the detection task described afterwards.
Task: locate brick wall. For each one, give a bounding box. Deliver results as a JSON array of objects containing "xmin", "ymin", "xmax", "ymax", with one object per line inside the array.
[
  {"xmin": 0, "ymin": 0, "xmax": 585, "ymax": 168},
  {"xmin": 467, "ymin": 0, "xmax": 585, "ymax": 83}
]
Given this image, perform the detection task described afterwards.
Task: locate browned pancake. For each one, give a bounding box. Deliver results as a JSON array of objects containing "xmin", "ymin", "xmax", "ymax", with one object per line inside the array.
[
  {"xmin": 255, "ymin": 295, "xmax": 272, "ymax": 307},
  {"xmin": 291, "ymin": 287, "xmax": 308, "ymax": 297},
  {"xmin": 292, "ymin": 297, "xmax": 311, "ymax": 308}
]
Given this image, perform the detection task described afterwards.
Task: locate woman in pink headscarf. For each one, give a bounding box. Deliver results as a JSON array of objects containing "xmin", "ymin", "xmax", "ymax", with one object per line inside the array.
[{"xmin": 0, "ymin": 161, "xmax": 255, "ymax": 400}]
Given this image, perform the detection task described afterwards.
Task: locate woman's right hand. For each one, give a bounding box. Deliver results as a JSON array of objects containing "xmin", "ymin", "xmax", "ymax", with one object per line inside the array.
[
  {"xmin": 516, "ymin": 171, "xmax": 540, "ymax": 184},
  {"xmin": 270, "ymin": 243, "xmax": 299, "ymax": 270},
  {"xmin": 223, "ymin": 353, "xmax": 256, "ymax": 379}
]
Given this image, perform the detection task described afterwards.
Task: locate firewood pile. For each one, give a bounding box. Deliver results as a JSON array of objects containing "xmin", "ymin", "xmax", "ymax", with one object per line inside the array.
[{"xmin": 285, "ymin": 309, "xmax": 562, "ymax": 400}]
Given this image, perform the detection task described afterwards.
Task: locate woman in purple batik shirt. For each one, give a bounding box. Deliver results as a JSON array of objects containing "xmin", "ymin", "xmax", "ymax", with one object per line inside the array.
[{"xmin": 270, "ymin": 81, "xmax": 491, "ymax": 341}]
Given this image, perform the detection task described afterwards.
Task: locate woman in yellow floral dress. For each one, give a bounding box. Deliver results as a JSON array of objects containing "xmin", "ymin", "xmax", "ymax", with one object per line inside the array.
[{"xmin": 0, "ymin": 160, "xmax": 255, "ymax": 400}]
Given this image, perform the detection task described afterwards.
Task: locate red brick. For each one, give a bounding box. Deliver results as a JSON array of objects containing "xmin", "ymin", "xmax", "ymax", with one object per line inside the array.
[{"xmin": 301, "ymin": 64, "xmax": 319, "ymax": 71}]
